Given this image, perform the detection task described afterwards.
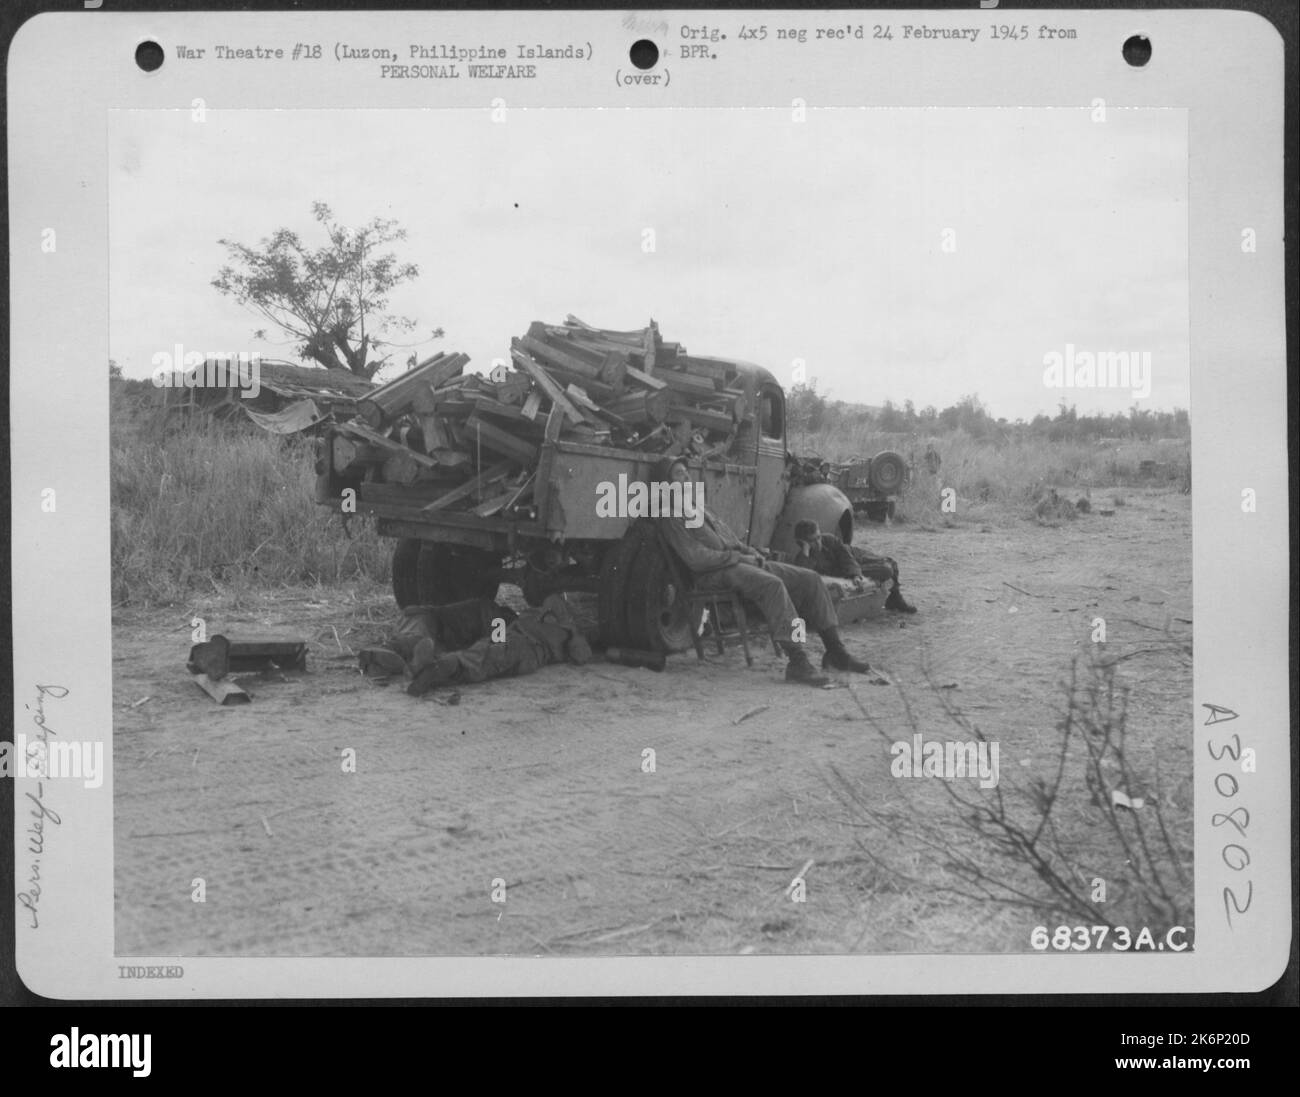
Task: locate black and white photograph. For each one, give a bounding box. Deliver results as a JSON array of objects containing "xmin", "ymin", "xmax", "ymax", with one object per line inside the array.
[
  {"xmin": 104, "ymin": 101, "xmax": 1198, "ymax": 958},
  {"xmin": 5, "ymin": 6, "xmax": 1289, "ymax": 1004}
]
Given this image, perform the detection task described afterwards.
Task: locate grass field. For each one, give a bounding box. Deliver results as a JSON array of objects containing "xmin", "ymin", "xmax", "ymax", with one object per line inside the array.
[
  {"xmin": 110, "ymin": 385, "xmax": 389, "ymax": 605},
  {"xmin": 798, "ymin": 425, "xmax": 1190, "ymax": 527}
]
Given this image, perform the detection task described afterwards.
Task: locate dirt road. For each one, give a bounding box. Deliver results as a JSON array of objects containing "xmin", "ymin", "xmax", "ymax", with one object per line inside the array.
[{"xmin": 113, "ymin": 490, "xmax": 1192, "ymax": 956}]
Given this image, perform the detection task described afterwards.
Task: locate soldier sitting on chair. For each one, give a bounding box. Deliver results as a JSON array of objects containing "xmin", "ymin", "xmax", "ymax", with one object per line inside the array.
[
  {"xmin": 791, "ymin": 520, "xmax": 917, "ymax": 614},
  {"xmin": 656, "ymin": 457, "xmax": 874, "ymax": 685}
]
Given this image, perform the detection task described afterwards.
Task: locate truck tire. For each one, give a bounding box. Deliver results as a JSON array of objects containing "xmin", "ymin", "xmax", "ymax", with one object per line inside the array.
[
  {"xmin": 416, "ymin": 544, "xmax": 500, "ymax": 606},
  {"xmin": 597, "ymin": 525, "xmax": 650, "ymax": 647},
  {"xmin": 624, "ymin": 538, "xmax": 693, "ymax": 654},
  {"xmin": 869, "ymin": 451, "xmax": 906, "ymax": 494},
  {"xmin": 391, "ymin": 538, "xmax": 423, "ymax": 609}
]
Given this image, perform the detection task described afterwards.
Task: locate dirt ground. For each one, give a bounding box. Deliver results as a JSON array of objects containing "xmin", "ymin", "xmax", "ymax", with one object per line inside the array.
[{"xmin": 113, "ymin": 489, "xmax": 1192, "ymax": 957}]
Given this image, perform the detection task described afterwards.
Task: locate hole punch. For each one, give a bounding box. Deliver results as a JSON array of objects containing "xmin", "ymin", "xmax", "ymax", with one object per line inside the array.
[
  {"xmin": 629, "ymin": 39, "xmax": 659, "ymax": 70},
  {"xmin": 1122, "ymin": 35, "xmax": 1152, "ymax": 67},
  {"xmin": 135, "ymin": 40, "xmax": 164, "ymax": 72}
]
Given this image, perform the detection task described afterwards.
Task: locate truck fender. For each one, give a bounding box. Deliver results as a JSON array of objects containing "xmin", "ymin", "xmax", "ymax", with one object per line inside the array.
[{"xmin": 769, "ymin": 483, "xmax": 855, "ymax": 555}]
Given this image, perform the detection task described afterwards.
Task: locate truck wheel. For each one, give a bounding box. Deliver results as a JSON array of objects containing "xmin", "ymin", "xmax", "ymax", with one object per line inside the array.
[
  {"xmin": 416, "ymin": 544, "xmax": 500, "ymax": 606},
  {"xmin": 597, "ymin": 525, "xmax": 650, "ymax": 647},
  {"xmin": 624, "ymin": 539, "xmax": 693, "ymax": 654},
  {"xmin": 391, "ymin": 538, "xmax": 423, "ymax": 608},
  {"xmin": 869, "ymin": 451, "xmax": 906, "ymax": 494}
]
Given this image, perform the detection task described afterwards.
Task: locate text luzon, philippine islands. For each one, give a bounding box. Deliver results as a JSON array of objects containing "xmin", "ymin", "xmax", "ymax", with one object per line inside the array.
[{"xmin": 172, "ymin": 42, "xmax": 592, "ymax": 80}]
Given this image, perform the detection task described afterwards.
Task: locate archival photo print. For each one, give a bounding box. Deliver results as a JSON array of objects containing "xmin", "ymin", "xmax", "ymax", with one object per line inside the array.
[{"xmin": 108, "ymin": 105, "xmax": 1192, "ymax": 958}]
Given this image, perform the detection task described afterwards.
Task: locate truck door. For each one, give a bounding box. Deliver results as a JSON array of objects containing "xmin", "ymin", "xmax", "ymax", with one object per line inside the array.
[{"xmin": 749, "ymin": 382, "xmax": 788, "ymax": 549}]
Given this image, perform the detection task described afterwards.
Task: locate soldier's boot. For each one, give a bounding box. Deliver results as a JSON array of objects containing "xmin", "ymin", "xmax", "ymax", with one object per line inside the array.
[
  {"xmin": 885, "ymin": 584, "xmax": 918, "ymax": 614},
  {"xmin": 407, "ymin": 652, "xmax": 461, "ymax": 697},
  {"xmin": 819, "ymin": 628, "xmax": 872, "ymax": 673},
  {"xmin": 358, "ymin": 647, "xmax": 410, "ymax": 677},
  {"xmin": 779, "ymin": 641, "xmax": 832, "ymax": 687}
]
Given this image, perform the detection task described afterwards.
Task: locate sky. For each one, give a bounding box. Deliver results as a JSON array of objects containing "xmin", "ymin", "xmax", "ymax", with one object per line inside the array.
[{"xmin": 109, "ymin": 107, "xmax": 1188, "ymax": 420}]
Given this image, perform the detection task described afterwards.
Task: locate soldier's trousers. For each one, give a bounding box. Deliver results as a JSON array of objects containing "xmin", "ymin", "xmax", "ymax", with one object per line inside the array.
[
  {"xmin": 849, "ymin": 547, "xmax": 901, "ymax": 587},
  {"xmin": 692, "ymin": 560, "xmax": 839, "ymax": 643}
]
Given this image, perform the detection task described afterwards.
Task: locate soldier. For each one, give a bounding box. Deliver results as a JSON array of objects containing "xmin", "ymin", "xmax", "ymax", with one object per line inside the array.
[
  {"xmin": 792, "ymin": 519, "xmax": 917, "ymax": 614},
  {"xmin": 365, "ymin": 595, "xmax": 593, "ymax": 696},
  {"xmin": 656, "ymin": 457, "xmax": 873, "ymax": 685}
]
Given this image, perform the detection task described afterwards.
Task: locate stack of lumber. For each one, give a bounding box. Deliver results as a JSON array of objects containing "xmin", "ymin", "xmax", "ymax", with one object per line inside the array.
[{"xmin": 329, "ymin": 318, "xmax": 754, "ymax": 519}]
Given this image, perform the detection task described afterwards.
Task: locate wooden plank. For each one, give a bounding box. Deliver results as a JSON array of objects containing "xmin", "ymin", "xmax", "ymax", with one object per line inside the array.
[
  {"xmin": 519, "ymin": 390, "xmax": 543, "ymax": 421},
  {"xmin": 492, "ymin": 373, "xmax": 533, "ymax": 405},
  {"xmin": 409, "ymin": 383, "xmax": 440, "ymax": 415},
  {"xmin": 418, "ymin": 414, "xmax": 451, "ymax": 451},
  {"xmin": 561, "ymin": 316, "xmax": 649, "ymax": 345},
  {"xmin": 676, "ymin": 355, "xmax": 732, "ymax": 385},
  {"xmin": 543, "ymin": 403, "xmax": 565, "ymax": 443},
  {"xmin": 624, "ymin": 365, "xmax": 667, "ymax": 391},
  {"xmin": 382, "ymin": 453, "xmax": 425, "ymax": 484},
  {"xmin": 599, "ymin": 351, "xmax": 628, "ymax": 389},
  {"xmin": 473, "ymin": 395, "xmax": 527, "ymax": 422},
  {"xmin": 332, "ymin": 435, "xmax": 384, "ymax": 474},
  {"xmin": 429, "ymin": 449, "xmax": 472, "ymax": 470},
  {"xmin": 357, "ymin": 352, "xmax": 469, "ymax": 424},
  {"xmin": 464, "ymin": 414, "xmax": 539, "ymax": 464},
  {"xmin": 420, "ymin": 460, "xmax": 516, "ymax": 512},
  {"xmin": 192, "ymin": 673, "xmax": 250, "ymax": 706},
  {"xmin": 566, "ymin": 384, "xmax": 633, "ymax": 432},
  {"xmin": 509, "ymin": 345, "xmax": 585, "ymax": 423},
  {"xmin": 668, "ymin": 402, "xmax": 735, "ymax": 432},
  {"xmin": 431, "ymin": 395, "xmax": 474, "ymax": 417},
  {"xmin": 642, "ymin": 323, "xmax": 657, "ymax": 374},
  {"xmin": 657, "ymin": 370, "xmax": 719, "ymax": 398},
  {"xmin": 333, "ymin": 421, "xmax": 441, "ymax": 468},
  {"xmin": 517, "ymin": 333, "xmax": 602, "ymax": 379},
  {"xmin": 544, "ymin": 364, "xmax": 619, "ymax": 402},
  {"xmin": 605, "ymin": 389, "xmax": 670, "ymax": 424},
  {"xmin": 534, "ymin": 324, "xmax": 609, "ymax": 364},
  {"xmin": 563, "ymin": 383, "xmax": 601, "ymax": 414}
]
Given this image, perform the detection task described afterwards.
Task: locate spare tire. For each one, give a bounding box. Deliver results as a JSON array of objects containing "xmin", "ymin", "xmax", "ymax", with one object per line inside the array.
[{"xmin": 869, "ymin": 451, "xmax": 906, "ymax": 494}]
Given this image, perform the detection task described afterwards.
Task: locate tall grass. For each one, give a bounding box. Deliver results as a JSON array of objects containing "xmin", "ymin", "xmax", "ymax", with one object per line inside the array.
[
  {"xmin": 111, "ymin": 393, "xmax": 388, "ymax": 605},
  {"xmin": 798, "ymin": 425, "xmax": 1190, "ymax": 524}
]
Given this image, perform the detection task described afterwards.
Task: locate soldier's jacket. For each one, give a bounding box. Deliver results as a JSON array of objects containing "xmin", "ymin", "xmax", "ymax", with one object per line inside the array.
[
  {"xmin": 659, "ymin": 510, "xmax": 752, "ymax": 574},
  {"xmin": 795, "ymin": 537, "xmax": 900, "ymax": 585},
  {"xmin": 793, "ymin": 534, "xmax": 863, "ymax": 580}
]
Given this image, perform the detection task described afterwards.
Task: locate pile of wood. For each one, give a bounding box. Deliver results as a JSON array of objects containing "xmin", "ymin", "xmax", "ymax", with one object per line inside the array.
[{"xmin": 330, "ymin": 317, "xmax": 754, "ymax": 519}]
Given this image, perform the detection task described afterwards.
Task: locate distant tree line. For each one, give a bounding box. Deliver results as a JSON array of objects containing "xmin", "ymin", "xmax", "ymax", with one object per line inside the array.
[{"xmin": 787, "ymin": 381, "xmax": 1189, "ymax": 444}]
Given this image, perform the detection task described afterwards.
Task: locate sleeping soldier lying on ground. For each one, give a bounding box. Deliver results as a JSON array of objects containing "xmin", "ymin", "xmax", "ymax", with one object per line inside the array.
[
  {"xmin": 790, "ymin": 520, "xmax": 917, "ymax": 614},
  {"xmin": 359, "ymin": 594, "xmax": 592, "ymax": 697},
  {"xmin": 655, "ymin": 457, "xmax": 875, "ymax": 687}
]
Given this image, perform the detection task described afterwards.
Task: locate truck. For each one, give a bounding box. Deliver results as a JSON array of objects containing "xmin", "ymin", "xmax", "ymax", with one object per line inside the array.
[
  {"xmin": 831, "ymin": 451, "xmax": 909, "ymax": 522},
  {"xmin": 314, "ymin": 323, "xmax": 871, "ymax": 653}
]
